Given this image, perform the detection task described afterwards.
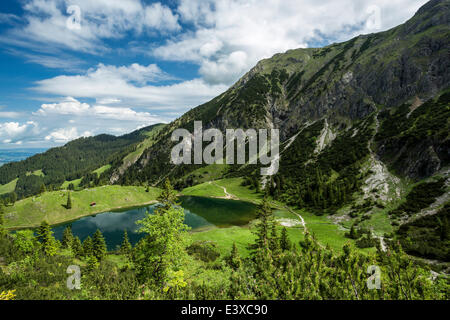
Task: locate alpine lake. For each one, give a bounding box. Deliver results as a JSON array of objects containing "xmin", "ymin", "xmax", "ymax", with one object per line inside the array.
[{"xmin": 52, "ymin": 196, "xmax": 258, "ymax": 250}]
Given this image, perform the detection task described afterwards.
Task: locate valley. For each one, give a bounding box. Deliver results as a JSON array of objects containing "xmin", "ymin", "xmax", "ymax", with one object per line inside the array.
[{"xmin": 0, "ymin": 0, "xmax": 449, "ymax": 301}]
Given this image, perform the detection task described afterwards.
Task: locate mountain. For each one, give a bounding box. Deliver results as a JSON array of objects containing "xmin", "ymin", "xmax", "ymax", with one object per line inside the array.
[
  {"xmin": 0, "ymin": 123, "xmax": 165, "ymax": 199},
  {"xmin": 109, "ymin": 0, "xmax": 449, "ymax": 261},
  {"xmin": 116, "ymin": 0, "xmax": 449, "ymax": 184},
  {"xmin": 2, "ymin": 0, "xmax": 448, "ymax": 262}
]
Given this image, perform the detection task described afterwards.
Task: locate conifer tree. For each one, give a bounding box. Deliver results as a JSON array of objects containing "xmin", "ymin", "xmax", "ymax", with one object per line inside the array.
[
  {"xmin": 39, "ymin": 184, "xmax": 46, "ymax": 195},
  {"xmin": 10, "ymin": 192, "xmax": 17, "ymax": 206},
  {"xmin": 72, "ymin": 236, "xmax": 83, "ymax": 257},
  {"xmin": 61, "ymin": 225, "xmax": 74, "ymax": 249},
  {"xmin": 280, "ymin": 227, "xmax": 291, "ymax": 251},
  {"xmin": 66, "ymin": 192, "xmax": 72, "ymax": 209},
  {"xmin": 135, "ymin": 178, "xmax": 189, "ymax": 286},
  {"xmin": 86, "ymin": 255, "xmax": 99, "ymax": 272},
  {"xmin": 228, "ymin": 242, "xmax": 241, "ymax": 270},
  {"xmin": 120, "ymin": 230, "xmax": 132, "ymax": 256},
  {"xmin": 83, "ymin": 236, "xmax": 93, "ymax": 257},
  {"xmin": 37, "ymin": 221, "xmax": 58, "ymax": 256},
  {"xmin": 349, "ymin": 223, "xmax": 358, "ymax": 239},
  {"xmin": 269, "ymin": 223, "xmax": 280, "ymax": 253},
  {"xmin": 92, "ymin": 229, "xmax": 107, "ymax": 260},
  {"xmin": 158, "ymin": 178, "xmax": 178, "ymax": 208},
  {"xmin": 250, "ymin": 196, "xmax": 275, "ymax": 252}
]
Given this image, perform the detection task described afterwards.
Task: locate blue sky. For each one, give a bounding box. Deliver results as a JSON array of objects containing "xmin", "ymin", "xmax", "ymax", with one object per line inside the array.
[{"xmin": 0, "ymin": 0, "xmax": 427, "ymax": 149}]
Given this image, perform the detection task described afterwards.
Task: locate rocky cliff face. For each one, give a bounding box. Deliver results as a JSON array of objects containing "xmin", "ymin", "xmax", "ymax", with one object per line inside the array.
[{"xmin": 114, "ymin": 0, "xmax": 450, "ymax": 186}]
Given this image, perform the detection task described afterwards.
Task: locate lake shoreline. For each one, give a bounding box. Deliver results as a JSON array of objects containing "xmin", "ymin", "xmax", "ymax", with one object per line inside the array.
[
  {"xmin": 6, "ymin": 200, "xmax": 158, "ymax": 231},
  {"xmin": 6, "ymin": 193, "xmax": 260, "ymax": 232}
]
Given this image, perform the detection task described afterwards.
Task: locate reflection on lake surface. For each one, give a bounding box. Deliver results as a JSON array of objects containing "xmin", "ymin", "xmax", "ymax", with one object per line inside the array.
[{"xmin": 52, "ymin": 196, "xmax": 257, "ymax": 250}]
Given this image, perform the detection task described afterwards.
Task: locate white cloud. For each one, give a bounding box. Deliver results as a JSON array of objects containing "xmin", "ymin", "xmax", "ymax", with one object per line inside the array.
[
  {"xmin": 0, "ymin": 0, "xmax": 181, "ymax": 54},
  {"xmin": 36, "ymin": 97, "xmax": 90, "ymax": 115},
  {"xmin": 32, "ymin": 63, "xmax": 228, "ymax": 113},
  {"xmin": 0, "ymin": 111, "xmax": 22, "ymax": 119},
  {"xmin": 0, "ymin": 97, "xmax": 168, "ymax": 147},
  {"xmin": 0, "ymin": 121, "xmax": 39, "ymax": 143},
  {"xmin": 36, "ymin": 96, "xmax": 167, "ymax": 122},
  {"xmin": 45, "ymin": 127, "xmax": 93, "ymax": 143},
  {"xmin": 151, "ymin": 0, "xmax": 429, "ymax": 85},
  {"xmin": 96, "ymin": 98, "xmax": 121, "ymax": 105}
]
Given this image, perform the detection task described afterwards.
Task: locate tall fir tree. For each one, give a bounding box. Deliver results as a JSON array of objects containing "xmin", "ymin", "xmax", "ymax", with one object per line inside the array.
[
  {"xmin": 280, "ymin": 227, "xmax": 291, "ymax": 251},
  {"xmin": 71, "ymin": 236, "xmax": 83, "ymax": 257},
  {"xmin": 120, "ymin": 230, "xmax": 132, "ymax": 256},
  {"xmin": 92, "ymin": 229, "xmax": 107, "ymax": 260},
  {"xmin": 135, "ymin": 178, "xmax": 189, "ymax": 286},
  {"xmin": 269, "ymin": 223, "xmax": 280, "ymax": 253},
  {"xmin": 228, "ymin": 242, "xmax": 241, "ymax": 270},
  {"xmin": 250, "ymin": 196, "xmax": 275, "ymax": 253},
  {"xmin": 83, "ymin": 236, "xmax": 93, "ymax": 257},
  {"xmin": 66, "ymin": 192, "xmax": 72, "ymax": 209},
  {"xmin": 61, "ymin": 225, "xmax": 74, "ymax": 249},
  {"xmin": 37, "ymin": 221, "xmax": 58, "ymax": 256},
  {"xmin": 10, "ymin": 192, "xmax": 17, "ymax": 206}
]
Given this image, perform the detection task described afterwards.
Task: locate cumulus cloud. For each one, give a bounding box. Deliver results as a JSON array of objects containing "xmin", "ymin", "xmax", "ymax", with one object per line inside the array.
[
  {"xmin": 35, "ymin": 97, "xmax": 165, "ymax": 122},
  {"xmin": 152, "ymin": 0, "xmax": 428, "ymax": 85},
  {"xmin": 0, "ymin": 97, "xmax": 168, "ymax": 147},
  {"xmin": 0, "ymin": 121, "xmax": 40, "ymax": 144},
  {"xmin": 45, "ymin": 127, "xmax": 93, "ymax": 143},
  {"xmin": 36, "ymin": 97, "xmax": 90, "ymax": 115},
  {"xmin": 32, "ymin": 63, "xmax": 228, "ymax": 113},
  {"xmin": 0, "ymin": 0, "xmax": 181, "ymax": 54}
]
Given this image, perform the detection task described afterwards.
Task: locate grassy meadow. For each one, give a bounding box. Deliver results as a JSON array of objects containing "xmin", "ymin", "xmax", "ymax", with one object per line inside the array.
[{"xmin": 4, "ymin": 185, "xmax": 161, "ymax": 229}]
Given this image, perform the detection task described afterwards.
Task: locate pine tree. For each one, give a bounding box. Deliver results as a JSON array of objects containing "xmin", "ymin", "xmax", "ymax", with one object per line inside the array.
[
  {"xmin": 269, "ymin": 223, "xmax": 279, "ymax": 252},
  {"xmin": 10, "ymin": 192, "xmax": 17, "ymax": 206},
  {"xmin": 157, "ymin": 178, "xmax": 178, "ymax": 208},
  {"xmin": 120, "ymin": 230, "xmax": 132, "ymax": 256},
  {"xmin": 228, "ymin": 242, "xmax": 241, "ymax": 270},
  {"xmin": 280, "ymin": 227, "xmax": 291, "ymax": 251},
  {"xmin": 135, "ymin": 178, "xmax": 189, "ymax": 286},
  {"xmin": 72, "ymin": 236, "xmax": 83, "ymax": 257},
  {"xmin": 250, "ymin": 196, "xmax": 275, "ymax": 253},
  {"xmin": 61, "ymin": 226, "xmax": 74, "ymax": 249},
  {"xmin": 92, "ymin": 229, "xmax": 107, "ymax": 260},
  {"xmin": 349, "ymin": 224, "xmax": 358, "ymax": 239},
  {"xmin": 39, "ymin": 183, "xmax": 46, "ymax": 195},
  {"xmin": 66, "ymin": 192, "xmax": 72, "ymax": 209},
  {"xmin": 86, "ymin": 255, "xmax": 99, "ymax": 272},
  {"xmin": 83, "ymin": 236, "xmax": 93, "ymax": 257},
  {"xmin": 37, "ymin": 221, "xmax": 58, "ymax": 256}
]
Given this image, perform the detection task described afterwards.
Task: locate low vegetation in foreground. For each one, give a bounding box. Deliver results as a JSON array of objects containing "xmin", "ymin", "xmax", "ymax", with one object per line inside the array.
[{"xmin": 0, "ymin": 180, "xmax": 448, "ymax": 300}]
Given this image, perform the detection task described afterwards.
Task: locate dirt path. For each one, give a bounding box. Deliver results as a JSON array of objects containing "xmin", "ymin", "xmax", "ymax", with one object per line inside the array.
[
  {"xmin": 211, "ymin": 182, "xmax": 238, "ymax": 200},
  {"xmin": 283, "ymin": 205, "xmax": 307, "ymax": 232}
]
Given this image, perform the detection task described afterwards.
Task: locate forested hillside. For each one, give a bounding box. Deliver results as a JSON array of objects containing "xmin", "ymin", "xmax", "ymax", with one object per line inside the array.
[
  {"xmin": 115, "ymin": 0, "xmax": 449, "ymax": 188},
  {"xmin": 0, "ymin": 124, "xmax": 165, "ymax": 199},
  {"xmin": 108, "ymin": 0, "xmax": 449, "ymax": 264}
]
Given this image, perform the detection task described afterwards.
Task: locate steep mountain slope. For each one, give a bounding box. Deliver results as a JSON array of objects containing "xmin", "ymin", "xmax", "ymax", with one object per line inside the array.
[
  {"xmin": 116, "ymin": 0, "xmax": 449, "ymax": 188},
  {"xmin": 0, "ymin": 123, "xmax": 165, "ymax": 199},
  {"xmin": 110, "ymin": 2, "xmax": 450, "ymax": 265}
]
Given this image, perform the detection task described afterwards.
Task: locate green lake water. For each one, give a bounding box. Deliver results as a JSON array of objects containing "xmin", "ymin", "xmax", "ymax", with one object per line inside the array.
[{"xmin": 52, "ymin": 196, "xmax": 257, "ymax": 250}]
